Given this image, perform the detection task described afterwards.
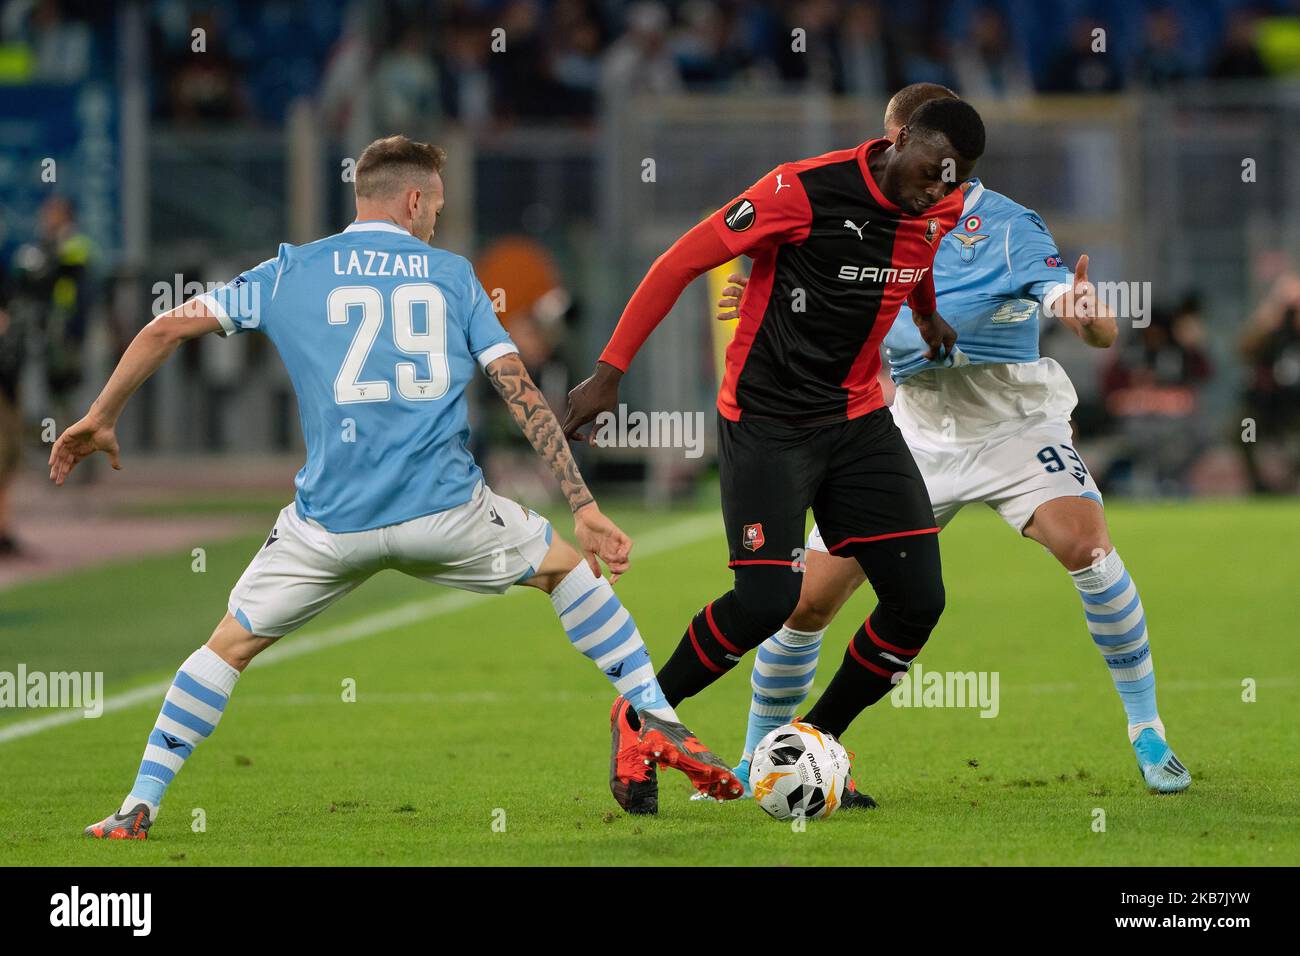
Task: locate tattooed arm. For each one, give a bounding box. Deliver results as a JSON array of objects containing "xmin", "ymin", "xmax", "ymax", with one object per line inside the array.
[
  {"xmin": 484, "ymin": 352, "xmax": 632, "ymax": 579},
  {"xmin": 486, "ymin": 352, "xmax": 594, "ymax": 512}
]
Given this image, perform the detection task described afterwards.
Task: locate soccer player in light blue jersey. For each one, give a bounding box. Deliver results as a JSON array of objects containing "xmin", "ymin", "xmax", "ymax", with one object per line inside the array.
[
  {"xmin": 51, "ymin": 136, "xmax": 741, "ymax": 838},
  {"xmin": 716, "ymin": 85, "xmax": 1190, "ymax": 800}
]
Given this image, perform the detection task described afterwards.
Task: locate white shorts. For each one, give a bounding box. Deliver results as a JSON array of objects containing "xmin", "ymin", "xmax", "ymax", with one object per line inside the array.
[
  {"xmin": 228, "ymin": 482, "xmax": 553, "ymax": 637},
  {"xmin": 807, "ymin": 359, "xmax": 1103, "ymax": 553}
]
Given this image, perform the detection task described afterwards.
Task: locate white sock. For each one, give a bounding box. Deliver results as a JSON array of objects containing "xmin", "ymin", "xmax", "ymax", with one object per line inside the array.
[
  {"xmin": 550, "ymin": 562, "xmax": 679, "ymax": 721},
  {"xmin": 122, "ymin": 645, "xmax": 240, "ymax": 821},
  {"xmin": 742, "ymin": 625, "xmax": 825, "ymax": 761},
  {"xmin": 1069, "ymin": 549, "xmax": 1162, "ymax": 743}
]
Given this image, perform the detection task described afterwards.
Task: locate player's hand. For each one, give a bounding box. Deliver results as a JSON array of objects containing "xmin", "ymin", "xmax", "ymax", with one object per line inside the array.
[
  {"xmin": 716, "ymin": 272, "xmax": 748, "ymax": 320},
  {"xmin": 563, "ymin": 361, "xmax": 622, "ymax": 441},
  {"xmin": 914, "ymin": 311, "xmax": 958, "ymax": 361},
  {"xmin": 48, "ymin": 413, "xmax": 121, "ymax": 485},
  {"xmin": 573, "ymin": 503, "xmax": 632, "ymax": 583}
]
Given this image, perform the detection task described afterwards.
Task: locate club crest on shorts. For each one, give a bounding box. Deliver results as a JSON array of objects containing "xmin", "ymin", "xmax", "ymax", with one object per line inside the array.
[
  {"xmin": 742, "ymin": 522, "xmax": 765, "ymax": 551},
  {"xmin": 924, "ymin": 218, "xmax": 940, "ymax": 244}
]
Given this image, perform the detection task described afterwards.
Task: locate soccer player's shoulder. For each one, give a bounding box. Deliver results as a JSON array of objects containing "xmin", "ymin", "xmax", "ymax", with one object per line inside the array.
[
  {"xmin": 782, "ymin": 146, "xmax": 861, "ymax": 177},
  {"xmin": 426, "ymin": 246, "xmax": 472, "ymax": 271},
  {"xmin": 979, "ymin": 187, "xmax": 1047, "ymax": 232}
]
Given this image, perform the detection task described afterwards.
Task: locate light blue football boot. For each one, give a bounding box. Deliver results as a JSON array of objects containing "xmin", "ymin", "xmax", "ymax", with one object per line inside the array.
[
  {"xmin": 731, "ymin": 757, "xmax": 753, "ymax": 798},
  {"xmin": 1133, "ymin": 727, "xmax": 1191, "ymax": 793}
]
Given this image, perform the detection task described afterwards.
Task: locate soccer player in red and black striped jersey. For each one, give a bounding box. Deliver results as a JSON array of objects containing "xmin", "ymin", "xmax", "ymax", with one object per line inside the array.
[{"xmin": 564, "ymin": 98, "xmax": 986, "ymax": 813}]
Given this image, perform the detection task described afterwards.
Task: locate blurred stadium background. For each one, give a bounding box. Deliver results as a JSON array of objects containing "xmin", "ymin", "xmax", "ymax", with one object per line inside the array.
[{"xmin": 2, "ymin": 0, "xmax": 1300, "ymax": 585}]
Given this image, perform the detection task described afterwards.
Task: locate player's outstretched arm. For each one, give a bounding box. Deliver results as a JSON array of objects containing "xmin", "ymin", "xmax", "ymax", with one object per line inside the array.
[
  {"xmin": 563, "ymin": 219, "xmax": 734, "ymax": 440},
  {"xmin": 485, "ymin": 352, "xmax": 631, "ymax": 581},
  {"xmin": 1052, "ymin": 254, "xmax": 1117, "ymax": 348},
  {"xmin": 48, "ymin": 301, "xmax": 223, "ymax": 485}
]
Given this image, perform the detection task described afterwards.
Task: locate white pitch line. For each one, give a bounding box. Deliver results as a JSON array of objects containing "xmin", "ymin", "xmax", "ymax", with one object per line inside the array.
[
  {"xmin": 229, "ymin": 676, "xmax": 1297, "ymax": 710},
  {"xmin": 0, "ymin": 511, "xmax": 722, "ymax": 745}
]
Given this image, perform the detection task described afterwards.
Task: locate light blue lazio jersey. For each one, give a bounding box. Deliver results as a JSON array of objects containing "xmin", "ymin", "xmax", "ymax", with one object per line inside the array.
[
  {"xmin": 197, "ymin": 220, "xmax": 517, "ymax": 533},
  {"xmin": 884, "ymin": 180, "xmax": 1073, "ymax": 384}
]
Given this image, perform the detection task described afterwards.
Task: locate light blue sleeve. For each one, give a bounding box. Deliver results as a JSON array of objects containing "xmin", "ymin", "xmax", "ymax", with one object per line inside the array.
[
  {"xmin": 462, "ymin": 263, "xmax": 518, "ymax": 369},
  {"xmin": 196, "ymin": 251, "xmax": 283, "ymax": 336},
  {"xmin": 1006, "ymin": 211, "xmax": 1073, "ymax": 306}
]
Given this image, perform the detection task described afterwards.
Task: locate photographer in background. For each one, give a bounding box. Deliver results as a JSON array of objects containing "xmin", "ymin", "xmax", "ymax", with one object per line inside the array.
[
  {"xmin": 1240, "ymin": 268, "xmax": 1300, "ymax": 494},
  {"xmin": 11, "ymin": 195, "xmax": 96, "ymax": 436},
  {"xmin": 1100, "ymin": 295, "xmax": 1214, "ymax": 496}
]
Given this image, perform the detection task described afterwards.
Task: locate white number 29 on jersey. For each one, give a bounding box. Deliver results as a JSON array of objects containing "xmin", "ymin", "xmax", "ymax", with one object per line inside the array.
[{"xmin": 327, "ymin": 283, "xmax": 450, "ymax": 404}]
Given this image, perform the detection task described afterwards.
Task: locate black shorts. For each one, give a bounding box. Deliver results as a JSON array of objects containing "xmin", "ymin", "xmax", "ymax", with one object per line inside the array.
[{"xmin": 717, "ymin": 408, "xmax": 937, "ymax": 568}]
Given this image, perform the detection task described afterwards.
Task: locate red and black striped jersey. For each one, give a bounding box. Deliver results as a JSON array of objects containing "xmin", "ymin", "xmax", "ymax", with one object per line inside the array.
[{"xmin": 708, "ymin": 138, "xmax": 962, "ymax": 425}]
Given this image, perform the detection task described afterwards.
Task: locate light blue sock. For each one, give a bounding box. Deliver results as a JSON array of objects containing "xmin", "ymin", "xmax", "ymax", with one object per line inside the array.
[
  {"xmin": 549, "ymin": 562, "xmax": 678, "ymax": 722},
  {"xmin": 124, "ymin": 645, "xmax": 239, "ymax": 818},
  {"xmin": 742, "ymin": 625, "xmax": 824, "ymax": 760},
  {"xmin": 1070, "ymin": 549, "xmax": 1163, "ymax": 742}
]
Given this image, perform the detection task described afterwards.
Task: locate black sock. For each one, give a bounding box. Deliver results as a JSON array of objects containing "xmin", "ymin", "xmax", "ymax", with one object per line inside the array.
[
  {"xmin": 805, "ymin": 537, "xmax": 945, "ymax": 738},
  {"xmin": 655, "ymin": 596, "xmax": 750, "ymax": 707},
  {"xmin": 803, "ymin": 619, "xmax": 912, "ymax": 738}
]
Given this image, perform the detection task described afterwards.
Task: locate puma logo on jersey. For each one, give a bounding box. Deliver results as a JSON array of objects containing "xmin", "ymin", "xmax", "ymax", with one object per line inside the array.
[
  {"xmin": 774, "ymin": 174, "xmax": 791, "ymax": 194},
  {"xmin": 843, "ymin": 219, "xmax": 868, "ymax": 240}
]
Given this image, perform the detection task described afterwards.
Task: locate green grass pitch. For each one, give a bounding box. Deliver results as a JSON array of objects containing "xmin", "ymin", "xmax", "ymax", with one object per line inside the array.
[{"xmin": 1, "ymin": 498, "xmax": 1296, "ymax": 866}]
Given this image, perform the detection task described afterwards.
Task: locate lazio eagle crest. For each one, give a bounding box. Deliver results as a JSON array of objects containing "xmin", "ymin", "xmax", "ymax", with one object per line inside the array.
[{"xmin": 952, "ymin": 232, "xmax": 989, "ymax": 262}]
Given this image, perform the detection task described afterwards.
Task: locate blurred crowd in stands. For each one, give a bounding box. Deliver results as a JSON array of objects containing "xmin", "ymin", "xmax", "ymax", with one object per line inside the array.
[{"xmin": 3, "ymin": 0, "xmax": 1300, "ymax": 127}]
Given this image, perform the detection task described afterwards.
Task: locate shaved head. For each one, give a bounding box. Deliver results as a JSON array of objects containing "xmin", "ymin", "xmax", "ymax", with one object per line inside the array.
[{"xmin": 883, "ymin": 83, "xmax": 958, "ymax": 138}]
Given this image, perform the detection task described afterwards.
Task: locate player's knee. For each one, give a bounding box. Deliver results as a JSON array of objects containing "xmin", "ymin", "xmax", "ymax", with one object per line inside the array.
[
  {"xmin": 521, "ymin": 535, "xmax": 582, "ymax": 591},
  {"xmin": 208, "ymin": 614, "xmax": 274, "ymax": 672},
  {"xmin": 1055, "ymin": 539, "xmax": 1112, "ymax": 574},
  {"xmin": 895, "ymin": 574, "xmax": 946, "ymax": 633},
  {"xmin": 788, "ymin": 589, "xmax": 837, "ymax": 631},
  {"xmin": 916, "ymin": 577, "xmax": 946, "ymax": 628},
  {"xmin": 734, "ymin": 569, "xmax": 804, "ymax": 636},
  {"xmin": 787, "ymin": 549, "xmax": 858, "ymax": 630}
]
